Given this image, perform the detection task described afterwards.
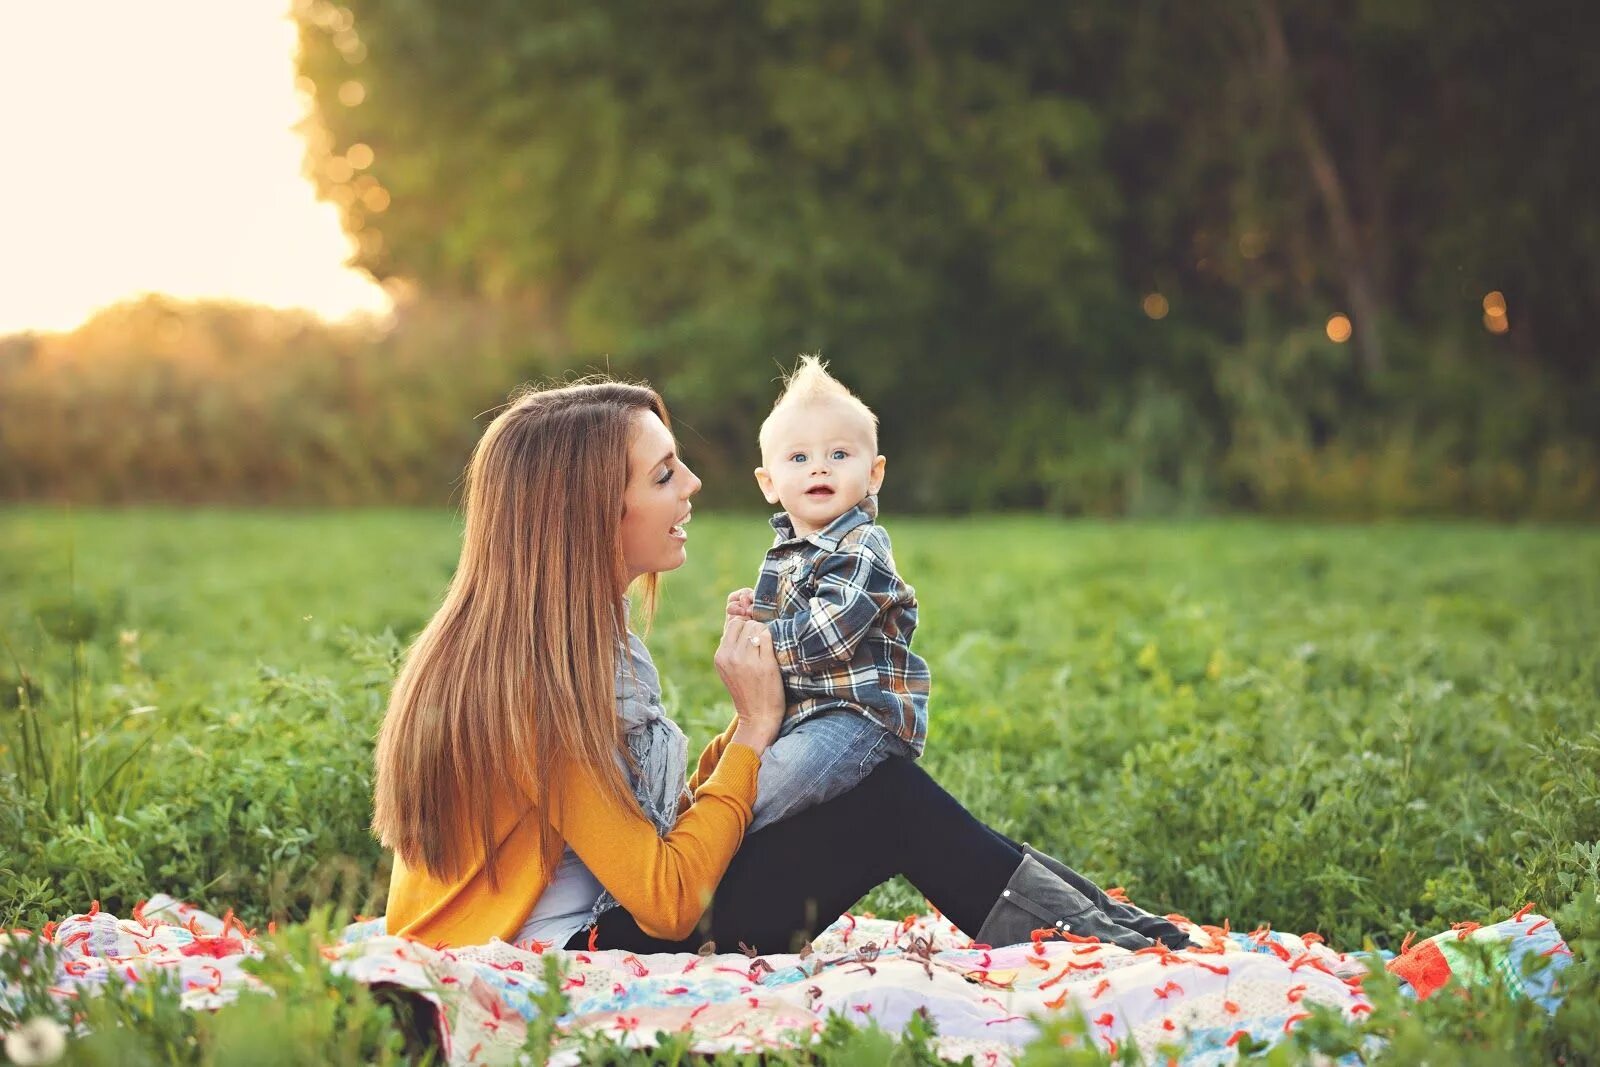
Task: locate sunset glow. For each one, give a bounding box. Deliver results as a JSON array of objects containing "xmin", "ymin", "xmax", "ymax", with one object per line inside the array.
[{"xmin": 0, "ymin": 0, "xmax": 390, "ymax": 335}]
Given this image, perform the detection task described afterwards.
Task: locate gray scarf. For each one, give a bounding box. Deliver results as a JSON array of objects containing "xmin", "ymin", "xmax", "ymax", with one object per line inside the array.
[{"xmin": 589, "ymin": 632, "xmax": 691, "ymax": 922}]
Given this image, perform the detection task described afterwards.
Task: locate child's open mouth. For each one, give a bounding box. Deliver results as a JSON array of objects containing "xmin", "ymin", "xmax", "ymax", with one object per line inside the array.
[{"xmin": 806, "ymin": 486, "xmax": 835, "ymax": 497}]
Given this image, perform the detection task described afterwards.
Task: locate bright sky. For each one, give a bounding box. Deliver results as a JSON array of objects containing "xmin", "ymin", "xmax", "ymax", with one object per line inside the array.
[{"xmin": 0, "ymin": 0, "xmax": 391, "ymax": 335}]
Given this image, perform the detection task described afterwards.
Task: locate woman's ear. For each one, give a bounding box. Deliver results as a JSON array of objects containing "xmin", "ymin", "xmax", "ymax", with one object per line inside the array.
[
  {"xmin": 868, "ymin": 455, "xmax": 887, "ymax": 494},
  {"xmin": 754, "ymin": 467, "xmax": 781, "ymax": 505}
]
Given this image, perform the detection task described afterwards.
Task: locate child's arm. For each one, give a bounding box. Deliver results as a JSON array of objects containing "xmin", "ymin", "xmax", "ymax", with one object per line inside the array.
[{"xmin": 766, "ymin": 533, "xmax": 905, "ymax": 673}]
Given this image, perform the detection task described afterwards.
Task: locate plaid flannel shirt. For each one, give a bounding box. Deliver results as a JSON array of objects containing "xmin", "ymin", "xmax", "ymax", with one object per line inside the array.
[{"xmin": 751, "ymin": 495, "xmax": 929, "ymax": 754}]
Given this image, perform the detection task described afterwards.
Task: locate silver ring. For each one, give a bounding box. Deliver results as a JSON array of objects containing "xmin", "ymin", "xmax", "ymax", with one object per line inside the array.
[{"xmin": 749, "ymin": 635, "xmax": 761, "ymax": 645}]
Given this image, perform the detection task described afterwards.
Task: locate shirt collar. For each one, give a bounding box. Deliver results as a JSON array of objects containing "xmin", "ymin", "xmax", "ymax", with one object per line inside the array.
[{"xmin": 769, "ymin": 494, "xmax": 879, "ymax": 550}]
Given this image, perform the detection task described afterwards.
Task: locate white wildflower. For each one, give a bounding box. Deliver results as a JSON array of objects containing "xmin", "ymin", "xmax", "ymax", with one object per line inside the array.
[{"xmin": 4, "ymin": 1017, "xmax": 67, "ymax": 1065}]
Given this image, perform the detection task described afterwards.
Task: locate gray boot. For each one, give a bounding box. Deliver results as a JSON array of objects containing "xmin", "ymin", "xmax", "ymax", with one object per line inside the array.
[
  {"xmin": 974, "ymin": 854, "xmax": 1155, "ymax": 951},
  {"xmin": 1020, "ymin": 843, "xmax": 1193, "ymax": 951}
]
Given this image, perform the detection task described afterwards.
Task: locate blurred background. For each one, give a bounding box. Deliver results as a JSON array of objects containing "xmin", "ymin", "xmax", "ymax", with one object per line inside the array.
[{"xmin": 2, "ymin": 0, "xmax": 1595, "ymax": 518}]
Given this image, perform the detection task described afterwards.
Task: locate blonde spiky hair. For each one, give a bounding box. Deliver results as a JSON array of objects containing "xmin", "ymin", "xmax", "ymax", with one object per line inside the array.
[{"xmin": 758, "ymin": 355, "xmax": 879, "ymax": 458}]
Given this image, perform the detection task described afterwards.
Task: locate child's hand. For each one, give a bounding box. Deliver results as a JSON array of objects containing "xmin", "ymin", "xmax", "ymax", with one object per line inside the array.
[{"xmin": 726, "ymin": 588, "xmax": 756, "ymax": 619}]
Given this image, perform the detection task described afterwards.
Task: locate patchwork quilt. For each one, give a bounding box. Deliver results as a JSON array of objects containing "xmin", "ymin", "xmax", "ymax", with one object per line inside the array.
[{"xmin": 3, "ymin": 894, "xmax": 1571, "ymax": 1064}]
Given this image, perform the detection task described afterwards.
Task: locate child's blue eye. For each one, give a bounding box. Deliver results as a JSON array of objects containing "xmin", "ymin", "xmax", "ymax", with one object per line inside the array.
[
  {"xmin": 789, "ymin": 453, "xmax": 807, "ymax": 464},
  {"xmin": 831, "ymin": 449, "xmax": 848, "ymax": 461}
]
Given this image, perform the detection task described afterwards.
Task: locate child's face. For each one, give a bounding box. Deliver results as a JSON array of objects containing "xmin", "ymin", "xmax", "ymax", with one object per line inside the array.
[{"xmin": 755, "ymin": 398, "xmax": 886, "ymax": 536}]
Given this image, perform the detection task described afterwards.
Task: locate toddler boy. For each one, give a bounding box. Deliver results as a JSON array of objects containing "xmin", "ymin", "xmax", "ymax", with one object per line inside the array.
[{"xmin": 726, "ymin": 357, "xmax": 930, "ymax": 833}]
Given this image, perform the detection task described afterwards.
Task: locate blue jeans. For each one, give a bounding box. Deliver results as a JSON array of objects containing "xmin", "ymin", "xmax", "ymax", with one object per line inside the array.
[{"xmin": 748, "ymin": 711, "xmax": 909, "ymax": 834}]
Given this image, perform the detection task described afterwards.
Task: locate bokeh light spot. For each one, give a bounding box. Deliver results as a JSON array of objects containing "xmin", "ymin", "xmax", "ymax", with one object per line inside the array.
[
  {"xmin": 1142, "ymin": 293, "xmax": 1169, "ymax": 320},
  {"xmin": 1326, "ymin": 314, "xmax": 1352, "ymax": 343},
  {"xmin": 333, "ymin": 30, "xmax": 363, "ymax": 60}
]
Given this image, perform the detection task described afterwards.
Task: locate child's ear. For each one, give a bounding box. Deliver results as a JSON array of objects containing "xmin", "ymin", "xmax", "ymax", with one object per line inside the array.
[
  {"xmin": 868, "ymin": 455, "xmax": 887, "ymax": 494},
  {"xmin": 754, "ymin": 467, "xmax": 781, "ymax": 505}
]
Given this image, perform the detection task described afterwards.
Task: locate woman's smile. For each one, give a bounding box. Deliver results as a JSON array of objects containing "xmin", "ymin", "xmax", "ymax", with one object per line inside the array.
[{"xmin": 621, "ymin": 410, "xmax": 702, "ymax": 580}]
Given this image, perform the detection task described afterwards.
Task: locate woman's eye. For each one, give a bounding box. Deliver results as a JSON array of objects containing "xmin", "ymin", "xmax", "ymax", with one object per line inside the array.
[
  {"xmin": 831, "ymin": 449, "xmax": 848, "ymax": 461},
  {"xmin": 657, "ymin": 466, "xmax": 675, "ymax": 485}
]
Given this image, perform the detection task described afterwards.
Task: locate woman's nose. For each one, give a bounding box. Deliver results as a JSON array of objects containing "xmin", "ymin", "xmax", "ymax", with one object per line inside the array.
[{"xmin": 683, "ymin": 465, "xmax": 703, "ymax": 496}]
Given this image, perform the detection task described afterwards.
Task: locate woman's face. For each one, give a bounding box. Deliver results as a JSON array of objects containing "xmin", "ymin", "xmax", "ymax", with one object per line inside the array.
[{"xmin": 620, "ymin": 410, "xmax": 701, "ymax": 582}]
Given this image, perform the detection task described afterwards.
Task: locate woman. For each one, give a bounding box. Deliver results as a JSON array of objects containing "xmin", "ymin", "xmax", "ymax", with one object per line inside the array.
[{"xmin": 374, "ymin": 380, "xmax": 1187, "ymax": 954}]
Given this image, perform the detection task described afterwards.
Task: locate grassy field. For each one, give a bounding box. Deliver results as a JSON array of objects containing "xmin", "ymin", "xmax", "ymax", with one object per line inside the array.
[{"xmin": 2, "ymin": 507, "xmax": 1598, "ymax": 1062}]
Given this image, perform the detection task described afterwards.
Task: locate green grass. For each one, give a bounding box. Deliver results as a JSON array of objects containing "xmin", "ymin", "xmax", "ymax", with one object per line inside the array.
[{"xmin": 2, "ymin": 507, "xmax": 1598, "ymax": 1062}]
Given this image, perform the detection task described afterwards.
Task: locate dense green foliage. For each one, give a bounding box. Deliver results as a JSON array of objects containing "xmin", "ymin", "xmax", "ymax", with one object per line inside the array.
[
  {"xmin": 281, "ymin": 0, "xmax": 1597, "ymax": 513},
  {"xmin": 1, "ymin": 294, "xmax": 1593, "ymax": 517},
  {"xmin": 2, "ymin": 508, "xmax": 1597, "ymax": 1060}
]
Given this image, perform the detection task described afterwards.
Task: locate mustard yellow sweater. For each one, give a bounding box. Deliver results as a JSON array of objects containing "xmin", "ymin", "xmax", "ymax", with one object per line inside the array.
[{"xmin": 384, "ymin": 718, "xmax": 760, "ymax": 947}]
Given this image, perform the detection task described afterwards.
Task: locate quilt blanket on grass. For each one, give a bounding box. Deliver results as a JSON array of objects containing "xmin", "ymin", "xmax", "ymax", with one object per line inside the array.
[{"xmin": 4, "ymin": 894, "xmax": 1571, "ymax": 1064}]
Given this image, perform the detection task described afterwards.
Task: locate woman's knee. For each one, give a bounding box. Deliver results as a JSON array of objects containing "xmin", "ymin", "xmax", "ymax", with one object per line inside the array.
[{"xmin": 852, "ymin": 754, "xmax": 930, "ymax": 810}]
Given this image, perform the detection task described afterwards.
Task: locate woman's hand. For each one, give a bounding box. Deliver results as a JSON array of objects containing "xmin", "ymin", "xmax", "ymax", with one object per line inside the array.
[{"xmin": 714, "ymin": 614, "xmax": 784, "ymax": 754}]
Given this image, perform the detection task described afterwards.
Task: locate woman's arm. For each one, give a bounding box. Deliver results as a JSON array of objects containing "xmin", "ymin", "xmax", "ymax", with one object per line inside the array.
[
  {"xmin": 687, "ymin": 716, "xmax": 741, "ymax": 795},
  {"xmin": 550, "ymin": 743, "xmax": 761, "ymax": 940},
  {"xmin": 556, "ymin": 616, "xmax": 786, "ymax": 941}
]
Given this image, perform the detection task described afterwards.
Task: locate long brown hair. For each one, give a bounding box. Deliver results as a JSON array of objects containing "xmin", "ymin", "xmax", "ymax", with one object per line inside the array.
[{"xmin": 372, "ymin": 379, "xmax": 666, "ymax": 884}]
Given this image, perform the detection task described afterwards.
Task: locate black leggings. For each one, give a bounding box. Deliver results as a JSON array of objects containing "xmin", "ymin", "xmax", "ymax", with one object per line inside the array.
[{"xmin": 565, "ymin": 755, "xmax": 1029, "ymax": 954}]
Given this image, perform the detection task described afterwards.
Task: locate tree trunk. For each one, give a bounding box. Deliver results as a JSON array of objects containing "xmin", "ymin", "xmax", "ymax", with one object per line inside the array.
[{"xmin": 1256, "ymin": 0, "xmax": 1386, "ymax": 376}]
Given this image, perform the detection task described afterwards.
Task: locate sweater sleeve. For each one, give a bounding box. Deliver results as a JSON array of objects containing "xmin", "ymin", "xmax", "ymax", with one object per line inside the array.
[
  {"xmin": 549, "ymin": 741, "xmax": 761, "ymax": 941},
  {"xmin": 687, "ymin": 716, "xmax": 742, "ymax": 795}
]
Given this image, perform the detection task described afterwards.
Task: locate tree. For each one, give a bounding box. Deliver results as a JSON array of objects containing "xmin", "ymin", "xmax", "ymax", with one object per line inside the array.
[{"xmin": 288, "ymin": 0, "xmax": 1598, "ymax": 513}]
